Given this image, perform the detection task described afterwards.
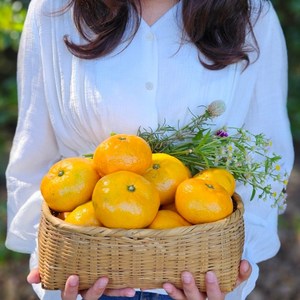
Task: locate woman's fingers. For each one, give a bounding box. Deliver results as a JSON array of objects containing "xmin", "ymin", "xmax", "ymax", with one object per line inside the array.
[
  {"xmin": 62, "ymin": 276, "xmax": 135, "ymax": 300},
  {"xmin": 163, "ymin": 282, "xmax": 187, "ymax": 300},
  {"xmin": 80, "ymin": 277, "xmax": 109, "ymax": 300},
  {"xmin": 61, "ymin": 275, "xmax": 80, "ymax": 300},
  {"xmin": 27, "ymin": 269, "xmax": 81, "ymax": 300},
  {"xmin": 28, "ymin": 261, "xmax": 250, "ymax": 300},
  {"xmin": 27, "ymin": 269, "xmax": 135, "ymax": 300},
  {"xmin": 204, "ymin": 272, "xmax": 224, "ymax": 300},
  {"xmin": 164, "ymin": 271, "xmax": 226, "ymax": 300},
  {"xmin": 27, "ymin": 268, "xmax": 41, "ymax": 284},
  {"xmin": 236, "ymin": 260, "xmax": 252, "ymax": 287},
  {"xmin": 180, "ymin": 272, "xmax": 204, "ymax": 300},
  {"xmin": 163, "ymin": 272, "xmax": 206, "ymax": 300}
]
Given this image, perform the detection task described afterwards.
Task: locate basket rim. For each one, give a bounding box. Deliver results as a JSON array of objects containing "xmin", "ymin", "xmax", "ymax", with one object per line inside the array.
[{"xmin": 41, "ymin": 193, "xmax": 244, "ymax": 238}]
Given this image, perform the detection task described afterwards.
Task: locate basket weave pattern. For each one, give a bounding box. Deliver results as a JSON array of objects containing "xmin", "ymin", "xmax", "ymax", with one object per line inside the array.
[{"xmin": 38, "ymin": 194, "xmax": 244, "ymax": 292}]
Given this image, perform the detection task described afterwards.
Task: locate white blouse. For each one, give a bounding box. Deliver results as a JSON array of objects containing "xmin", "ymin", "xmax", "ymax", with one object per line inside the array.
[{"xmin": 5, "ymin": 0, "xmax": 294, "ymax": 299}]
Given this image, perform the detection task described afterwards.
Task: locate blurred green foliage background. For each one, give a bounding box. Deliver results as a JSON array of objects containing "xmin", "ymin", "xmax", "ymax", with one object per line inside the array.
[{"xmin": 0, "ymin": 0, "xmax": 299, "ymax": 261}]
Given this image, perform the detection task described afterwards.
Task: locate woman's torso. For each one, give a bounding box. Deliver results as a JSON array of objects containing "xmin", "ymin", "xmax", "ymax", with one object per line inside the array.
[{"xmin": 34, "ymin": 0, "xmax": 261, "ymax": 157}]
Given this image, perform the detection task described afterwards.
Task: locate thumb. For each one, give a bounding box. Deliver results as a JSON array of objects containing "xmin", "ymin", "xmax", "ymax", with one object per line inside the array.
[
  {"xmin": 236, "ymin": 260, "xmax": 252, "ymax": 287},
  {"xmin": 27, "ymin": 268, "xmax": 41, "ymax": 284}
]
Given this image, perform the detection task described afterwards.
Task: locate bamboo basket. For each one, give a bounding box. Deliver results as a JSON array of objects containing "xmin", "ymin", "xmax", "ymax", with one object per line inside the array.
[{"xmin": 38, "ymin": 193, "xmax": 244, "ymax": 292}]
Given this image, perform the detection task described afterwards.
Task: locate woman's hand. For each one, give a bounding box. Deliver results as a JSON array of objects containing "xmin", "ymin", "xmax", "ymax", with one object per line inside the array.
[
  {"xmin": 27, "ymin": 268, "xmax": 136, "ymax": 300},
  {"xmin": 163, "ymin": 260, "xmax": 252, "ymax": 300}
]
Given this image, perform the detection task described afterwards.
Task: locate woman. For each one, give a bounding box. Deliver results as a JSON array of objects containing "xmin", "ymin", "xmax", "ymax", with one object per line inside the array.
[{"xmin": 6, "ymin": 0, "xmax": 294, "ymax": 299}]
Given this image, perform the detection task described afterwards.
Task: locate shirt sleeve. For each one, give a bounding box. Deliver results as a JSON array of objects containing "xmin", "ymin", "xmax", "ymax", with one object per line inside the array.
[
  {"xmin": 226, "ymin": 3, "xmax": 294, "ymax": 299},
  {"xmin": 5, "ymin": 0, "xmax": 61, "ymax": 254}
]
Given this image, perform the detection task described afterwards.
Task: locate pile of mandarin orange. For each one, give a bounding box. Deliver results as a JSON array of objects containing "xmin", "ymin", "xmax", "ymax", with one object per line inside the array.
[{"xmin": 40, "ymin": 134, "xmax": 235, "ymax": 229}]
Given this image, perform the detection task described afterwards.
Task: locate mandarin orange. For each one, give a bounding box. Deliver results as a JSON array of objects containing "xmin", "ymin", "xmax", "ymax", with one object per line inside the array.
[
  {"xmin": 40, "ymin": 157, "xmax": 100, "ymax": 212},
  {"xmin": 92, "ymin": 170, "xmax": 160, "ymax": 229},
  {"xmin": 143, "ymin": 153, "xmax": 191, "ymax": 205},
  {"xmin": 148, "ymin": 209, "xmax": 191, "ymax": 229},
  {"xmin": 175, "ymin": 178, "xmax": 233, "ymax": 224},
  {"xmin": 93, "ymin": 134, "xmax": 152, "ymax": 176},
  {"xmin": 65, "ymin": 201, "xmax": 101, "ymax": 227},
  {"xmin": 194, "ymin": 168, "xmax": 236, "ymax": 196}
]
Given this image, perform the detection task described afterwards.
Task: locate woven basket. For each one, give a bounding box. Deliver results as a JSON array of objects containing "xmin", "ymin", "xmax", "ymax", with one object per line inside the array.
[{"xmin": 38, "ymin": 193, "xmax": 244, "ymax": 292}]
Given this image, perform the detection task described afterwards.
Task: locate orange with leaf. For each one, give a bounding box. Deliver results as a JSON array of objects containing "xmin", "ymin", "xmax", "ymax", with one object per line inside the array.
[
  {"xmin": 93, "ymin": 134, "xmax": 153, "ymax": 176},
  {"xmin": 175, "ymin": 178, "xmax": 233, "ymax": 224},
  {"xmin": 92, "ymin": 170, "xmax": 160, "ymax": 229},
  {"xmin": 143, "ymin": 153, "xmax": 191, "ymax": 205},
  {"xmin": 40, "ymin": 157, "xmax": 100, "ymax": 212},
  {"xmin": 194, "ymin": 168, "xmax": 236, "ymax": 196}
]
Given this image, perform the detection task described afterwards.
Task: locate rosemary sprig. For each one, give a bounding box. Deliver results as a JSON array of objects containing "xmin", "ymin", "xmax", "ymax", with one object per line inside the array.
[{"xmin": 137, "ymin": 101, "xmax": 288, "ymax": 210}]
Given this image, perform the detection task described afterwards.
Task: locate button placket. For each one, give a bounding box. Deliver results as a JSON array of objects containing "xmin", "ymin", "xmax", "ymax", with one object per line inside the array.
[{"xmin": 143, "ymin": 30, "xmax": 157, "ymax": 94}]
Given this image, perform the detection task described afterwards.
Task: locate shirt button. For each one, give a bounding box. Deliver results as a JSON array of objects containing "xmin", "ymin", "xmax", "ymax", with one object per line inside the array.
[
  {"xmin": 145, "ymin": 82, "xmax": 154, "ymax": 90},
  {"xmin": 145, "ymin": 32, "xmax": 154, "ymax": 41}
]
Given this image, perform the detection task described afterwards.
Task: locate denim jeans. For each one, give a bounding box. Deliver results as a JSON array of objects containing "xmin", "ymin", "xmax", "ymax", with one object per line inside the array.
[{"xmin": 100, "ymin": 291, "xmax": 172, "ymax": 300}]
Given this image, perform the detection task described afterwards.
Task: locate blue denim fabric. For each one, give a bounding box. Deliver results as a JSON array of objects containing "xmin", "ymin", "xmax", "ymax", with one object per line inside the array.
[{"xmin": 100, "ymin": 291, "xmax": 172, "ymax": 300}]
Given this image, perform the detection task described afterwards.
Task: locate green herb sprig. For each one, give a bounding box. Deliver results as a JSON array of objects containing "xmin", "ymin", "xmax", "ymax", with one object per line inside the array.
[{"xmin": 137, "ymin": 100, "xmax": 289, "ymax": 210}]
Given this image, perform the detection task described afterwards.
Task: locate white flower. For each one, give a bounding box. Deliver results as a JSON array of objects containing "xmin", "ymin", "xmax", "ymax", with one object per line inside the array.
[{"xmin": 207, "ymin": 100, "xmax": 226, "ymax": 117}]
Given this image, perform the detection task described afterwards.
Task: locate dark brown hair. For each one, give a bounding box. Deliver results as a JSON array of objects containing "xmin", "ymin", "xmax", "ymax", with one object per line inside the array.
[{"xmin": 63, "ymin": 0, "xmax": 265, "ymax": 70}]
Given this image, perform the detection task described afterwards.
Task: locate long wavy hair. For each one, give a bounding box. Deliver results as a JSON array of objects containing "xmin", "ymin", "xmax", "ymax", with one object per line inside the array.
[{"xmin": 63, "ymin": 0, "xmax": 264, "ymax": 70}]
